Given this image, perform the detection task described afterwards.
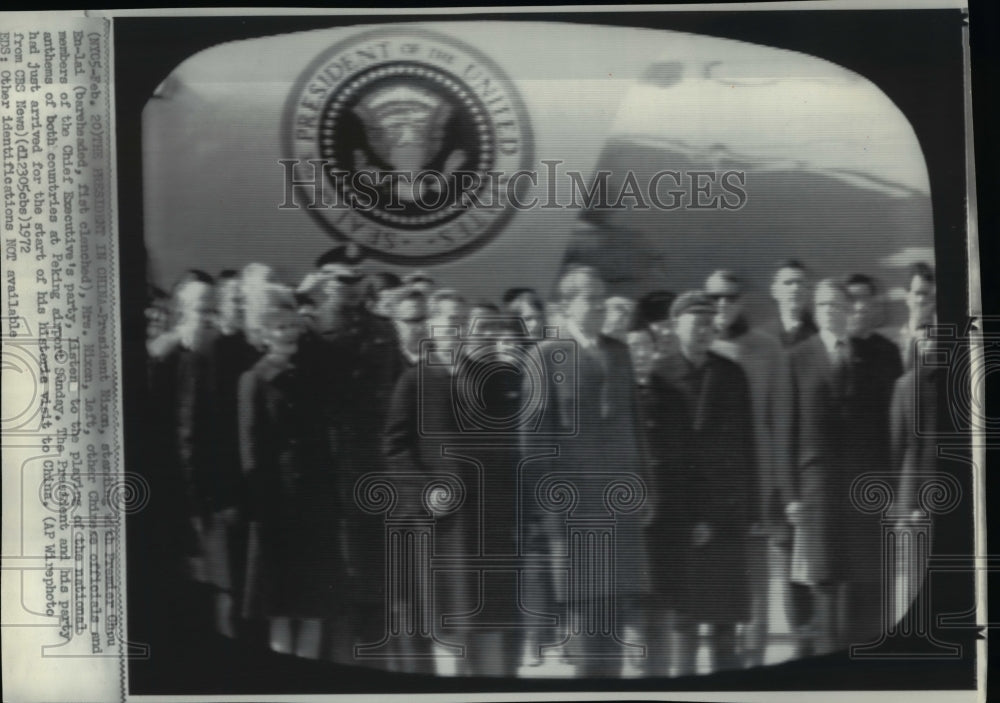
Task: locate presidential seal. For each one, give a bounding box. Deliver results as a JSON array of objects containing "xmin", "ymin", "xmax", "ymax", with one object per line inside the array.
[{"xmin": 285, "ymin": 28, "xmax": 533, "ymax": 262}]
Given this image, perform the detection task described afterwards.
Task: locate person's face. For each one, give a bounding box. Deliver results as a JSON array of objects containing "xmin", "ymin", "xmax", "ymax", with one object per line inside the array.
[
  {"xmin": 602, "ymin": 297, "xmax": 634, "ymax": 338},
  {"xmin": 510, "ymin": 300, "xmax": 544, "ymax": 339},
  {"xmin": 626, "ymin": 329, "xmax": 657, "ymax": 382},
  {"xmin": 427, "ymin": 300, "xmax": 468, "ymax": 336},
  {"xmin": 145, "ymin": 302, "xmax": 170, "ymax": 340},
  {"xmin": 216, "ymin": 279, "xmax": 244, "ymax": 331},
  {"xmin": 322, "ymin": 272, "xmax": 361, "ymax": 308},
  {"xmin": 265, "ymin": 309, "xmax": 302, "ymax": 356},
  {"xmin": 244, "ymin": 264, "xmax": 277, "ymax": 287},
  {"xmin": 648, "ymin": 319, "xmax": 673, "ymax": 340},
  {"xmin": 674, "ymin": 312, "xmax": 716, "ymax": 357},
  {"xmin": 178, "ymin": 287, "xmax": 216, "ymax": 332},
  {"xmin": 563, "ymin": 277, "xmax": 606, "ymax": 338},
  {"xmin": 297, "ymin": 302, "xmax": 318, "ymax": 329},
  {"xmin": 771, "ymin": 267, "xmax": 809, "ymax": 313},
  {"xmin": 374, "ymin": 288, "xmax": 397, "ymax": 317},
  {"xmin": 846, "ymin": 282, "xmax": 876, "ymax": 336},
  {"xmin": 393, "ymin": 298, "xmax": 427, "ymax": 352},
  {"xmin": 906, "ymin": 275, "xmax": 936, "ymax": 326},
  {"xmin": 814, "ymin": 285, "xmax": 849, "ymax": 337},
  {"xmin": 705, "ymin": 280, "xmax": 744, "ymax": 330}
]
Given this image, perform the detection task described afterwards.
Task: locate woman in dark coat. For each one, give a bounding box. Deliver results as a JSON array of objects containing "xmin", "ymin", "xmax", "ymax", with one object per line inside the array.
[{"xmin": 238, "ymin": 285, "xmax": 342, "ymax": 659}]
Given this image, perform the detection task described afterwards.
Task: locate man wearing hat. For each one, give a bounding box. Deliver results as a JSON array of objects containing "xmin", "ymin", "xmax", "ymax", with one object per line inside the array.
[
  {"xmin": 645, "ymin": 290, "xmax": 758, "ymax": 675},
  {"xmin": 303, "ymin": 244, "xmax": 402, "ymax": 665},
  {"xmin": 402, "ymin": 269, "xmax": 436, "ymax": 295}
]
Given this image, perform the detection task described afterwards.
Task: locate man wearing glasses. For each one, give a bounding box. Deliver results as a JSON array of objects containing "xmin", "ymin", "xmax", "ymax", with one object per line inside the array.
[
  {"xmin": 781, "ymin": 279, "xmax": 884, "ymax": 656},
  {"xmin": 704, "ymin": 270, "xmax": 786, "ymax": 668}
]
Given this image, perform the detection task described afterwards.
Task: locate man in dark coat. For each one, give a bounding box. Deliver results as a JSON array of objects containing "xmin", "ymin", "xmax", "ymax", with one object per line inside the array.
[
  {"xmin": 540, "ymin": 265, "xmax": 649, "ymax": 678},
  {"xmin": 647, "ymin": 291, "xmax": 758, "ymax": 675},
  {"xmin": 704, "ymin": 270, "xmax": 786, "ymax": 668},
  {"xmin": 779, "ymin": 278, "xmax": 885, "ymax": 656},
  {"xmin": 896, "ymin": 262, "xmax": 937, "ymax": 370},
  {"xmin": 766, "ymin": 259, "xmax": 818, "ymax": 655},
  {"xmin": 383, "ymin": 290, "xmax": 525, "ymax": 676},
  {"xmin": 768, "ymin": 259, "xmax": 818, "ymax": 349},
  {"xmin": 303, "ymin": 248, "xmax": 404, "ymax": 662},
  {"xmin": 238, "ymin": 295, "xmax": 340, "ymax": 659},
  {"xmin": 890, "ymin": 331, "xmax": 972, "ymax": 635},
  {"xmin": 388, "ymin": 287, "xmax": 427, "ymax": 375},
  {"xmin": 846, "ymin": 273, "xmax": 904, "ymax": 471},
  {"xmin": 146, "ymin": 280, "xmax": 220, "ymax": 634}
]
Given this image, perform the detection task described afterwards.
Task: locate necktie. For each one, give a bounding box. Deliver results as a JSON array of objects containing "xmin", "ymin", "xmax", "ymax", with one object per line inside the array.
[
  {"xmin": 833, "ymin": 339, "xmax": 851, "ymax": 393},
  {"xmin": 584, "ymin": 344, "xmax": 611, "ymax": 419},
  {"xmin": 834, "ymin": 339, "xmax": 849, "ymax": 364}
]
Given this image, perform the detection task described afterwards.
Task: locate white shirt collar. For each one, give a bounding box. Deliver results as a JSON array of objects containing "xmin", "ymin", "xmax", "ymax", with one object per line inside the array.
[
  {"xmin": 819, "ymin": 328, "xmax": 847, "ymax": 358},
  {"xmin": 901, "ymin": 321, "xmax": 931, "ymax": 339},
  {"xmin": 780, "ymin": 311, "xmax": 802, "ymax": 333},
  {"xmin": 564, "ymin": 319, "xmax": 599, "ymax": 350}
]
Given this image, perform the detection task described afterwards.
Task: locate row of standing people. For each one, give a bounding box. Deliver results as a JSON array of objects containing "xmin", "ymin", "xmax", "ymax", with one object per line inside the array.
[{"xmin": 144, "ymin": 249, "xmax": 938, "ymax": 676}]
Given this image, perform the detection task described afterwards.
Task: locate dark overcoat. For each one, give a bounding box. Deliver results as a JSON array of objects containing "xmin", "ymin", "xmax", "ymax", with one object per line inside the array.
[
  {"xmin": 645, "ymin": 350, "xmax": 758, "ymax": 623},
  {"xmin": 383, "ymin": 353, "xmax": 523, "ymax": 626},
  {"xmin": 786, "ymin": 335, "xmax": 886, "ymax": 586},
  {"xmin": 209, "ymin": 331, "xmax": 261, "ymax": 508},
  {"xmin": 147, "ymin": 341, "xmax": 218, "ymax": 569},
  {"xmin": 193, "ymin": 332, "xmax": 261, "ymax": 592},
  {"xmin": 310, "ymin": 313, "xmax": 402, "ymax": 611},
  {"xmin": 238, "ymin": 354, "xmax": 342, "ymax": 619},
  {"xmin": 853, "ymin": 331, "xmax": 904, "ymax": 470},
  {"xmin": 537, "ymin": 335, "xmax": 650, "ymax": 602}
]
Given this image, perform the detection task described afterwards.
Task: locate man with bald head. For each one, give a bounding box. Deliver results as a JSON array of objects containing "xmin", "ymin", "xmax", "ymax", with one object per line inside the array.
[{"xmin": 780, "ymin": 278, "xmax": 885, "ymax": 656}]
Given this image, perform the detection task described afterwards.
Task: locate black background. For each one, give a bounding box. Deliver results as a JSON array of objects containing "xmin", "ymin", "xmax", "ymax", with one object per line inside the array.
[{"xmin": 112, "ymin": 5, "xmax": 992, "ymax": 696}]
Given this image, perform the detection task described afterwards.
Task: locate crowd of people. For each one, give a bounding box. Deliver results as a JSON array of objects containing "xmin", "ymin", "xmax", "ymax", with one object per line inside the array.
[{"xmin": 143, "ymin": 245, "xmax": 940, "ymax": 678}]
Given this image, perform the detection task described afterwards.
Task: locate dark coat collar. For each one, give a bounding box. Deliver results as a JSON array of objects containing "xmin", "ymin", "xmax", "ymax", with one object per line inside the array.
[
  {"xmin": 718, "ymin": 316, "xmax": 751, "ymax": 341},
  {"xmin": 656, "ymin": 348, "xmax": 721, "ymax": 383}
]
